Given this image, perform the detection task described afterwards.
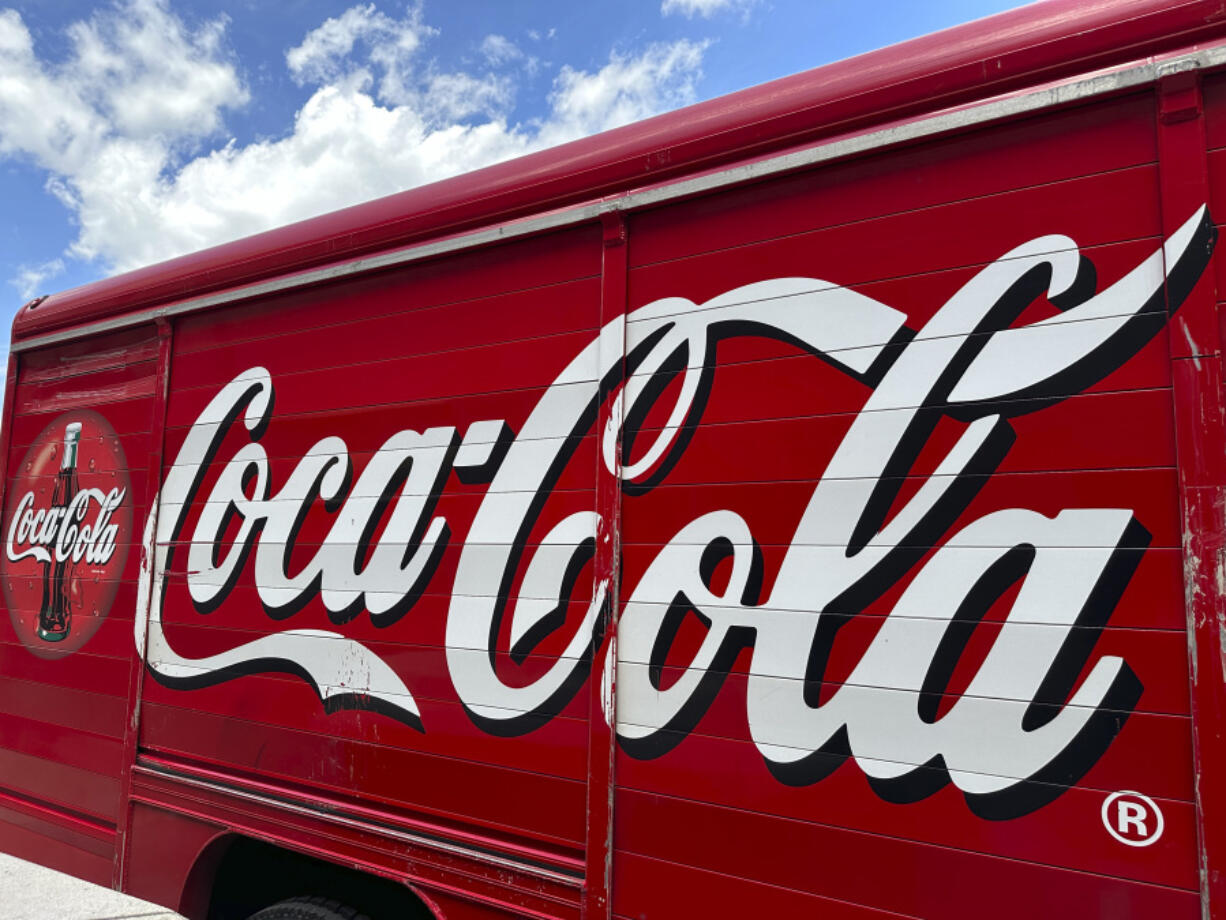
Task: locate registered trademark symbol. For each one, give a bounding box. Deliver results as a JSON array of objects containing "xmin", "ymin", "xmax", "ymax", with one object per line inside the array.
[{"xmin": 1102, "ymin": 791, "xmax": 1164, "ymax": 847}]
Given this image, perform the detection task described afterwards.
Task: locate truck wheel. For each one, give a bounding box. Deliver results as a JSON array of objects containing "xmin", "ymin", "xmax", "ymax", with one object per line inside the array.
[{"xmin": 247, "ymin": 896, "xmax": 372, "ymax": 920}]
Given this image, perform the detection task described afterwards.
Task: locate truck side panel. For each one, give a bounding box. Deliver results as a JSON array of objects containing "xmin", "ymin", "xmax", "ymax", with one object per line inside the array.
[
  {"xmin": 611, "ymin": 89, "xmax": 1203, "ymax": 917},
  {"xmin": 0, "ymin": 325, "xmax": 159, "ymax": 885},
  {"xmin": 6, "ymin": 22, "xmax": 1226, "ymax": 920},
  {"xmin": 135, "ymin": 226, "xmax": 603, "ymax": 914}
]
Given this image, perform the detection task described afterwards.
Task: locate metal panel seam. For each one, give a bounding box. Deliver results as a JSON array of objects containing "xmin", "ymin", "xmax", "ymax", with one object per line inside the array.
[{"xmin": 129, "ymin": 764, "xmax": 583, "ymax": 888}]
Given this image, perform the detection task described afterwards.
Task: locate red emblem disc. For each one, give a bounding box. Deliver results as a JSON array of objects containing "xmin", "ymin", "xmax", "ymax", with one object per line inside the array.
[{"xmin": 1, "ymin": 410, "xmax": 132, "ymax": 658}]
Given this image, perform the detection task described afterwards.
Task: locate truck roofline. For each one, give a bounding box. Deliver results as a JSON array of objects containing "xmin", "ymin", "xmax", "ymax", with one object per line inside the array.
[{"xmin": 14, "ymin": 0, "xmax": 1226, "ymax": 344}]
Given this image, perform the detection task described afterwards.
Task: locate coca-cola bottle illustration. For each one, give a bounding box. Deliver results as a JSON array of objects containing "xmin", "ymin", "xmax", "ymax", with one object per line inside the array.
[{"xmin": 37, "ymin": 422, "xmax": 81, "ymax": 642}]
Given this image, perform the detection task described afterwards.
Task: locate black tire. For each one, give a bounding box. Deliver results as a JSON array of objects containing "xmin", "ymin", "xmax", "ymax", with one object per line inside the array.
[{"xmin": 247, "ymin": 896, "xmax": 373, "ymax": 920}]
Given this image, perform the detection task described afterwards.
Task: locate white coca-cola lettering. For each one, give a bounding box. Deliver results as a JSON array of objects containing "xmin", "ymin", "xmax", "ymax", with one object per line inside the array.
[
  {"xmin": 136, "ymin": 205, "xmax": 1216, "ymax": 816},
  {"xmin": 183, "ymin": 424, "xmax": 455, "ymax": 620},
  {"xmin": 609, "ymin": 214, "xmax": 1211, "ymax": 816},
  {"xmin": 138, "ymin": 373, "xmax": 427, "ymax": 729},
  {"xmin": 6, "ymin": 487, "xmax": 126, "ymax": 566}
]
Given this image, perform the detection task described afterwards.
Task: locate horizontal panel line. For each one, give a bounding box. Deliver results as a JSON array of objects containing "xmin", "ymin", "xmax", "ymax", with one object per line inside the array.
[
  {"xmin": 628, "ymin": 164, "xmax": 1159, "ymax": 273},
  {"xmin": 144, "ymin": 650, "xmax": 1189, "ymax": 720},
  {"xmin": 613, "ymin": 849, "xmax": 925, "ymax": 920},
  {"xmin": 0, "ymin": 784, "xmax": 118, "ymax": 840},
  {"xmin": 173, "ymin": 271, "xmax": 602, "ymax": 359},
  {"xmin": 612, "ymin": 786, "xmax": 1198, "ymax": 896},
  {"xmin": 144, "ymin": 660, "xmax": 588, "ymax": 724},
  {"xmin": 163, "ymin": 379, "xmax": 599, "ymax": 430},
  {"xmin": 166, "ymin": 294, "xmax": 1173, "ymax": 410},
  {"xmin": 151, "ymin": 614, "xmax": 1189, "ymax": 647},
  {"xmin": 138, "ymin": 699, "xmax": 589, "ymax": 789},
  {"xmin": 52, "ymin": 383, "xmax": 1169, "ymax": 475},
  {"xmin": 132, "ymin": 758, "xmax": 585, "ymax": 886},
  {"xmin": 628, "ymin": 233, "xmax": 1161, "ymax": 326},
  {"xmin": 178, "ymin": 321, "xmax": 605, "ymax": 396}
]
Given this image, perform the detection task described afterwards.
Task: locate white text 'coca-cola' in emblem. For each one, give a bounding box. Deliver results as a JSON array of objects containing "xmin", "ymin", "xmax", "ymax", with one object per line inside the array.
[{"xmin": 2, "ymin": 410, "xmax": 132, "ymax": 658}]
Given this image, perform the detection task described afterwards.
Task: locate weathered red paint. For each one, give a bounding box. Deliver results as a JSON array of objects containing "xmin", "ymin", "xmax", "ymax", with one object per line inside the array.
[
  {"xmin": 3, "ymin": 3, "xmax": 1226, "ymax": 919},
  {"xmin": 114, "ymin": 319, "xmax": 172, "ymax": 891}
]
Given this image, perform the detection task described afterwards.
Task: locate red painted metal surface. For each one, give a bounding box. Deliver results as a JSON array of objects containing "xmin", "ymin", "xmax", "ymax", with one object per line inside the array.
[
  {"xmin": 581, "ymin": 213, "xmax": 627, "ymax": 920},
  {"xmin": 1168, "ymin": 68, "xmax": 1226, "ymax": 920},
  {"xmin": 3, "ymin": 3, "xmax": 1226, "ymax": 920},
  {"xmin": 114, "ymin": 319, "xmax": 173, "ymax": 890}
]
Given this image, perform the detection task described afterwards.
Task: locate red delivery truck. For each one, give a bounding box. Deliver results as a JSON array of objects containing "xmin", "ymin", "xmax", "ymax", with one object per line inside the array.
[{"xmin": 5, "ymin": 1, "xmax": 1226, "ymax": 917}]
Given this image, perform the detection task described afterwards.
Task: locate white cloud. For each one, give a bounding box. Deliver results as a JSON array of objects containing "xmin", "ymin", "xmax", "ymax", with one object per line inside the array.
[
  {"xmin": 0, "ymin": 0, "xmax": 248, "ymax": 270},
  {"xmin": 288, "ymin": 5, "xmax": 389, "ymax": 82},
  {"xmin": 0, "ymin": 0, "xmax": 246, "ymax": 173},
  {"xmin": 541, "ymin": 41, "xmax": 706, "ymax": 144},
  {"xmin": 423, "ymin": 70, "xmax": 513, "ymax": 120},
  {"xmin": 10, "ymin": 259, "xmax": 65, "ymax": 301},
  {"xmin": 661, "ymin": 0, "xmax": 755, "ymax": 18},
  {"xmin": 479, "ymin": 33, "xmax": 540, "ymax": 79},
  {"xmin": 286, "ymin": 3, "xmax": 433, "ymax": 106},
  {"xmin": 480, "ymin": 34, "xmax": 522, "ymax": 66},
  {"xmin": 66, "ymin": 0, "xmax": 245, "ymax": 139},
  {"xmin": 0, "ymin": 2, "xmax": 708, "ymax": 282}
]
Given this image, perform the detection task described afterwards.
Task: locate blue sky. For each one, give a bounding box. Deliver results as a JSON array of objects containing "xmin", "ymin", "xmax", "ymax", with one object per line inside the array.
[{"xmin": 0, "ymin": 0, "xmax": 1024, "ymax": 328}]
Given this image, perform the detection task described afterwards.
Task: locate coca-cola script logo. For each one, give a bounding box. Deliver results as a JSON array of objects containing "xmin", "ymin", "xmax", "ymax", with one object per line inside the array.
[
  {"xmin": 2, "ymin": 410, "xmax": 132, "ymax": 658},
  {"xmin": 138, "ymin": 206, "xmax": 1215, "ymax": 817}
]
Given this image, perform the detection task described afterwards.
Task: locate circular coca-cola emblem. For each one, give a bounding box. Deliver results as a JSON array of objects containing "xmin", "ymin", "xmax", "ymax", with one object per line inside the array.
[{"xmin": 1, "ymin": 410, "xmax": 132, "ymax": 658}]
